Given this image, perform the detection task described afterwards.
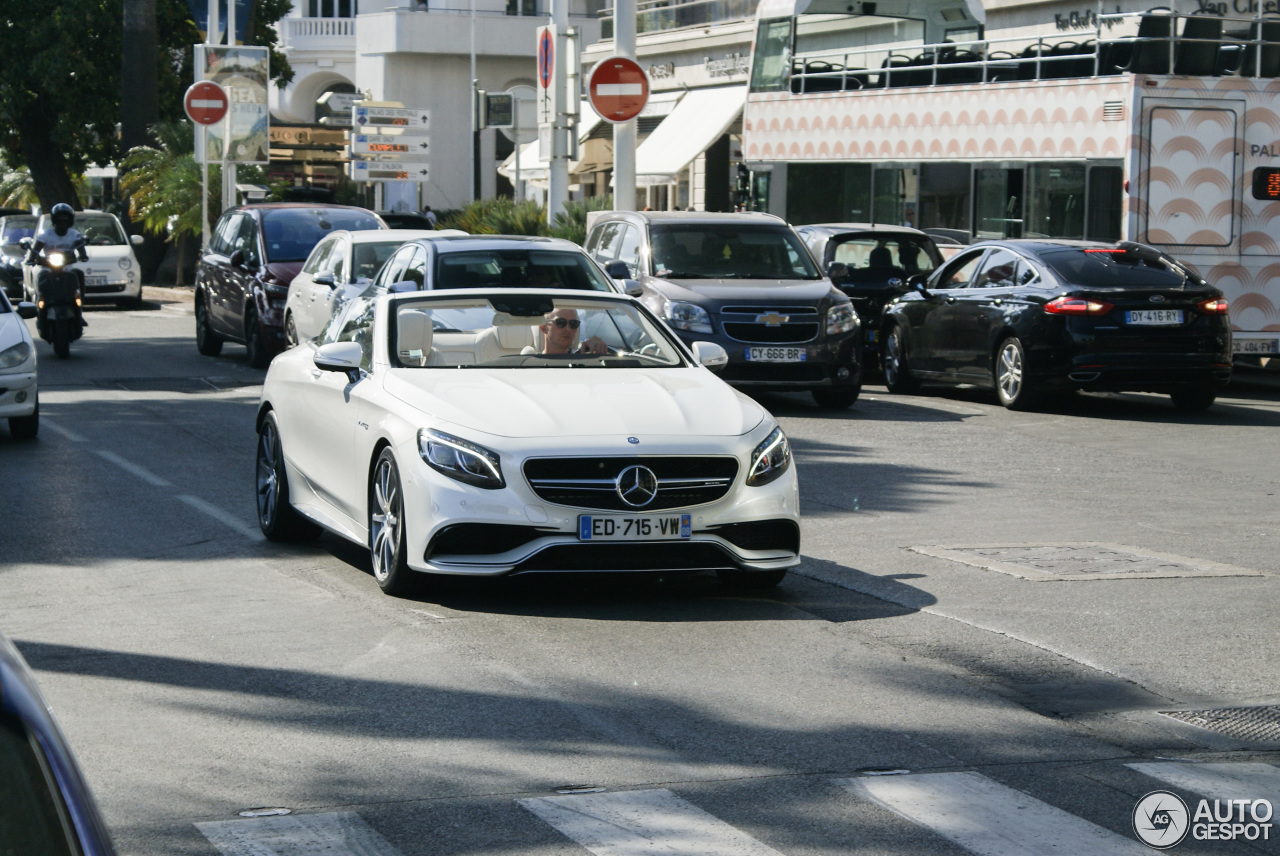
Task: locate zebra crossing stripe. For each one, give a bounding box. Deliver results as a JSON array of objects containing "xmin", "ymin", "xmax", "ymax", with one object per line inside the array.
[
  {"xmin": 1127, "ymin": 761, "xmax": 1280, "ymax": 804},
  {"xmin": 837, "ymin": 772, "xmax": 1150, "ymax": 856},
  {"xmin": 196, "ymin": 811, "xmax": 402, "ymax": 856},
  {"xmin": 518, "ymin": 788, "xmax": 786, "ymax": 856}
]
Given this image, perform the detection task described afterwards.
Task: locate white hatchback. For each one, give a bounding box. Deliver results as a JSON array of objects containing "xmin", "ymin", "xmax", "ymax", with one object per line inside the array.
[
  {"xmin": 0, "ymin": 290, "xmax": 38, "ymax": 439},
  {"xmin": 256, "ymin": 288, "xmax": 800, "ymax": 596},
  {"xmin": 284, "ymin": 228, "xmax": 463, "ymax": 345},
  {"xmin": 23, "ymin": 210, "xmax": 144, "ymax": 307}
]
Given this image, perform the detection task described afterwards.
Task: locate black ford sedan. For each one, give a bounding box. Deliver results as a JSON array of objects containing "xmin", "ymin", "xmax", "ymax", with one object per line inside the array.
[{"xmin": 880, "ymin": 240, "xmax": 1232, "ymax": 411}]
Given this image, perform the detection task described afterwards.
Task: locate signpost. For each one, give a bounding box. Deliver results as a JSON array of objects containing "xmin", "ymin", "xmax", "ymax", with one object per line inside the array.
[
  {"xmin": 350, "ymin": 161, "xmax": 431, "ymax": 182},
  {"xmin": 350, "ymin": 134, "xmax": 431, "ymax": 157},
  {"xmin": 588, "ymin": 56, "xmax": 649, "ymax": 123},
  {"xmin": 348, "ymin": 103, "xmax": 432, "ymax": 201},
  {"xmin": 352, "ymin": 105, "xmax": 431, "ymax": 133},
  {"xmin": 184, "ymin": 80, "xmax": 228, "ymax": 261}
]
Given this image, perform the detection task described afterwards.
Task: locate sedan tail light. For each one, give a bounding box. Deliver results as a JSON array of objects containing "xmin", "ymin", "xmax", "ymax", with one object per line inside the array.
[
  {"xmin": 1197, "ymin": 297, "xmax": 1229, "ymax": 315},
  {"xmin": 1043, "ymin": 296, "xmax": 1115, "ymax": 316}
]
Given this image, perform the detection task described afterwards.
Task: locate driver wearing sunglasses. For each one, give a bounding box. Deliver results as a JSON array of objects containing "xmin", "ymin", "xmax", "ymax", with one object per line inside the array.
[{"xmin": 540, "ymin": 307, "xmax": 609, "ymax": 355}]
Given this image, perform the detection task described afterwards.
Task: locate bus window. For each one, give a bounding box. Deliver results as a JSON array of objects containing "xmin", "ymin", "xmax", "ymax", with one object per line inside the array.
[
  {"xmin": 1086, "ymin": 166, "xmax": 1124, "ymax": 242},
  {"xmin": 749, "ymin": 18, "xmax": 792, "ymax": 93}
]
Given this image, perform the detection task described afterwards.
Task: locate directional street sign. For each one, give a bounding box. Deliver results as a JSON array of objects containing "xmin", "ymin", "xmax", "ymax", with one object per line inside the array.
[
  {"xmin": 349, "ymin": 134, "xmax": 431, "ymax": 158},
  {"xmin": 588, "ymin": 57, "xmax": 649, "ymax": 124},
  {"xmin": 351, "ymin": 105, "xmax": 431, "ymax": 134},
  {"xmin": 350, "ymin": 160, "xmax": 431, "ymax": 182},
  {"xmin": 184, "ymin": 80, "xmax": 228, "ymax": 126}
]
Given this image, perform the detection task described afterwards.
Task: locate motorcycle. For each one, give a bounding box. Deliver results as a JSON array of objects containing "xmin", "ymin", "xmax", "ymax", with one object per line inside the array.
[{"xmin": 26, "ymin": 240, "xmax": 87, "ymax": 358}]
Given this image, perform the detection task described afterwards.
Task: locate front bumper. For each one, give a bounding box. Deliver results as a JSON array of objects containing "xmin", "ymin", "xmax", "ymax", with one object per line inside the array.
[
  {"xmin": 395, "ymin": 430, "xmax": 802, "ymax": 577},
  {"xmin": 0, "ymin": 370, "xmax": 37, "ymax": 417},
  {"xmin": 676, "ymin": 329, "xmax": 861, "ymax": 391}
]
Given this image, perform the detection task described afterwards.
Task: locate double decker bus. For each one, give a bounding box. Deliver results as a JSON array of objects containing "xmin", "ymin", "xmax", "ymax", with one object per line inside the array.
[{"xmin": 743, "ymin": 0, "xmax": 1280, "ymax": 357}]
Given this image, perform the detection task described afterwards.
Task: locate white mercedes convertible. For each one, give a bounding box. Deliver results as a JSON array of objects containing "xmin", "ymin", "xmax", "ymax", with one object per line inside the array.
[{"xmin": 256, "ymin": 287, "xmax": 800, "ymax": 596}]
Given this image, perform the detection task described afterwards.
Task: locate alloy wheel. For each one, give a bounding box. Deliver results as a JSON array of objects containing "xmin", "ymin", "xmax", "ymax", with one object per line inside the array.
[
  {"xmin": 370, "ymin": 457, "xmax": 402, "ymax": 584},
  {"xmin": 997, "ymin": 341, "xmax": 1023, "ymax": 402},
  {"xmin": 256, "ymin": 419, "xmax": 281, "ymax": 527}
]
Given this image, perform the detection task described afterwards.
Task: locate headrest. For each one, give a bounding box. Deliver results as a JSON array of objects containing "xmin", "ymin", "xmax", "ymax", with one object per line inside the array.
[
  {"xmin": 396, "ymin": 309, "xmax": 433, "ymax": 366},
  {"xmin": 497, "ymin": 324, "xmax": 535, "ymax": 349}
]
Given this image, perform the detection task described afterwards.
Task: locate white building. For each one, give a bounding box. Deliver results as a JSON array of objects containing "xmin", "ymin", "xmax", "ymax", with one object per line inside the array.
[{"xmin": 270, "ymin": 0, "xmax": 601, "ymax": 208}]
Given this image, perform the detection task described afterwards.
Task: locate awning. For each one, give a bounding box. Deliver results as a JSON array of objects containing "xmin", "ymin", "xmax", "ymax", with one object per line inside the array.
[
  {"xmin": 633, "ymin": 85, "xmax": 746, "ymax": 188},
  {"xmin": 498, "ymin": 106, "xmax": 608, "ymax": 186}
]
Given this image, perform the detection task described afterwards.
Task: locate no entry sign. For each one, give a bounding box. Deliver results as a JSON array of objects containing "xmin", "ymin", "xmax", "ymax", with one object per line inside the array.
[
  {"xmin": 184, "ymin": 81, "xmax": 228, "ymax": 126},
  {"xmin": 588, "ymin": 57, "xmax": 649, "ymax": 124}
]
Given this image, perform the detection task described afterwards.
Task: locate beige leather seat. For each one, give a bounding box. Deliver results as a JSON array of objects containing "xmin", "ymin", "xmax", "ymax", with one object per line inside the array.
[
  {"xmin": 475, "ymin": 324, "xmax": 536, "ymax": 362},
  {"xmin": 396, "ymin": 309, "xmax": 433, "ymax": 366}
]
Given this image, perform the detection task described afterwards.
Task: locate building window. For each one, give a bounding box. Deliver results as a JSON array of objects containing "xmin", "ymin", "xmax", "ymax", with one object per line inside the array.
[
  {"xmin": 309, "ymin": 0, "xmax": 353, "ymax": 17},
  {"xmin": 506, "ymin": 0, "xmax": 538, "ymax": 15}
]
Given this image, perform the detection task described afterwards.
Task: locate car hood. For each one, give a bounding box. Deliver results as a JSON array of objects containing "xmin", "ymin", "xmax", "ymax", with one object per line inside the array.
[
  {"xmin": 382, "ymin": 368, "xmax": 766, "ymax": 438},
  {"xmin": 646, "ymin": 277, "xmax": 840, "ymax": 305},
  {"xmin": 0, "ymin": 311, "xmax": 29, "ymax": 350},
  {"xmin": 266, "ymin": 261, "xmax": 305, "ymax": 285}
]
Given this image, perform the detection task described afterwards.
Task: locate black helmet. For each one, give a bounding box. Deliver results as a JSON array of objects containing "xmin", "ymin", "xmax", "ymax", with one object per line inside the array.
[{"xmin": 50, "ymin": 203, "xmax": 74, "ymax": 228}]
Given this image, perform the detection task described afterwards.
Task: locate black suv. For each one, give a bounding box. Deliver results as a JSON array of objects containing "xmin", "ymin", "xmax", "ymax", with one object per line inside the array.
[
  {"xmin": 195, "ymin": 203, "xmax": 385, "ymax": 367},
  {"xmin": 584, "ymin": 211, "xmax": 862, "ymax": 408}
]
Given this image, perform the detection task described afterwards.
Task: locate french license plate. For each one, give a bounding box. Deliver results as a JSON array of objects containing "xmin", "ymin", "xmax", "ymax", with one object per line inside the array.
[
  {"xmin": 1234, "ymin": 338, "xmax": 1280, "ymax": 354},
  {"xmin": 84, "ymin": 275, "xmax": 107, "ymax": 287},
  {"xmin": 1125, "ymin": 309, "xmax": 1183, "ymax": 326},
  {"xmin": 578, "ymin": 514, "xmax": 691, "ymax": 541},
  {"xmin": 745, "ymin": 347, "xmax": 806, "ymax": 362}
]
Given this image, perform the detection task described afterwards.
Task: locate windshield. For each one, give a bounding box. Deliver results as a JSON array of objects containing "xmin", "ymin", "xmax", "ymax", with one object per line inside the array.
[
  {"xmin": 830, "ymin": 235, "xmax": 941, "ymax": 277},
  {"xmin": 77, "ymin": 214, "xmax": 128, "ymax": 246},
  {"xmin": 1, "ymin": 217, "xmax": 36, "ymax": 246},
  {"xmin": 391, "ymin": 295, "xmax": 686, "ymax": 369},
  {"xmin": 263, "ymin": 208, "xmax": 383, "ymax": 262},
  {"xmin": 649, "ymin": 224, "xmax": 821, "ymax": 280},
  {"xmin": 1040, "ymin": 247, "xmax": 1194, "ymax": 288},
  {"xmin": 434, "ymin": 249, "xmax": 616, "ymax": 291},
  {"xmin": 352, "ymin": 241, "xmax": 407, "ymax": 283}
]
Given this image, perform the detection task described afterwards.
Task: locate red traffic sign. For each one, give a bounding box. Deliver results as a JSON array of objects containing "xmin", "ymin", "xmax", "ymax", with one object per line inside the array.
[
  {"xmin": 184, "ymin": 81, "xmax": 228, "ymax": 126},
  {"xmin": 538, "ymin": 27, "xmax": 554, "ymax": 89},
  {"xmin": 588, "ymin": 57, "xmax": 649, "ymax": 124}
]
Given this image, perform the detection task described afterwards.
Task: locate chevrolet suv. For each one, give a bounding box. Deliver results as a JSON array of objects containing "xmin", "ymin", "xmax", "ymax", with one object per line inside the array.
[{"xmin": 584, "ymin": 211, "xmax": 861, "ymax": 408}]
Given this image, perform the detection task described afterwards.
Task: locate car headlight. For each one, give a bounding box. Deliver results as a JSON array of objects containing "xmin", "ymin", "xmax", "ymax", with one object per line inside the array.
[
  {"xmin": 118, "ymin": 257, "xmax": 133, "ymax": 270},
  {"xmin": 0, "ymin": 341, "xmax": 31, "ymax": 369},
  {"xmin": 664, "ymin": 300, "xmax": 713, "ymax": 334},
  {"xmin": 418, "ymin": 429, "xmax": 505, "ymax": 489},
  {"xmin": 826, "ymin": 303, "xmax": 857, "ymax": 336},
  {"xmin": 746, "ymin": 425, "xmax": 791, "ymax": 487}
]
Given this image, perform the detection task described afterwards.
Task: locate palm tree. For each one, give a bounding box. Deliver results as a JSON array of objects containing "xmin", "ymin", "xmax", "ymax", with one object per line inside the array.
[{"xmin": 0, "ymin": 164, "xmax": 42, "ymax": 211}]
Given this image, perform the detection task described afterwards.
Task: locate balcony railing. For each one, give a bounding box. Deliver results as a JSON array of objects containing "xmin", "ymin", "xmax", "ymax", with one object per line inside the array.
[
  {"xmin": 782, "ymin": 10, "xmax": 1280, "ymax": 94},
  {"xmin": 285, "ymin": 16, "xmax": 356, "ymax": 39},
  {"xmin": 599, "ymin": 0, "xmax": 759, "ymax": 40}
]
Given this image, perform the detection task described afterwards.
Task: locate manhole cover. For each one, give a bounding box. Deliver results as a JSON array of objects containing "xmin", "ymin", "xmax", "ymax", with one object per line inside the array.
[
  {"xmin": 909, "ymin": 543, "xmax": 1261, "ymax": 581},
  {"xmin": 1159, "ymin": 706, "xmax": 1280, "ymax": 743}
]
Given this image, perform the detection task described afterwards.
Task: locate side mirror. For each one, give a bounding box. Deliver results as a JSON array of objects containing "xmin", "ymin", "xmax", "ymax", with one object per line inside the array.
[
  {"xmin": 130, "ymin": 234, "xmax": 145, "ymax": 246},
  {"xmin": 691, "ymin": 340, "xmax": 729, "ymax": 372},
  {"xmin": 605, "ymin": 260, "xmax": 632, "ymax": 279},
  {"xmin": 622, "ymin": 279, "xmax": 643, "ymax": 298},
  {"xmin": 229, "ymin": 249, "xmax": 246, "ymax": 268},
  {"xmin": 314, "ymin": 341, "xmax": 363, "ymax": 383},
  {"xmin": 314, "ymin": 272, "xmax": 336, "ymax": 288},
  {"xmin": 16, "ymin": 301, "xmax": 37, "ymax": 320},
  {"xmin": 827, "ymin": 261, "xmax": 849, "ymax": 282},
  {"xmin": 19, "ymin": 238, "xmax": 32, "ymax": 250},
  {"xmin": 912, "ymin": 276, "xmax": 933, "ymax": 300}
]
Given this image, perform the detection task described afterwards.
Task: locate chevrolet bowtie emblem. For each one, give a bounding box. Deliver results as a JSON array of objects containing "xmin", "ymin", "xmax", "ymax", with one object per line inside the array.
[{"xmin": 757, "ymin": 313, "xmax": 789, "ymax": 326}]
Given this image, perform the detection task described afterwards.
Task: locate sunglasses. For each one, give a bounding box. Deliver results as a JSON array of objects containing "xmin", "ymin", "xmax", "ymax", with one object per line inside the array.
[{"xmin": 549, "ymin": 317, "xmax": 581, "ymax": 329}]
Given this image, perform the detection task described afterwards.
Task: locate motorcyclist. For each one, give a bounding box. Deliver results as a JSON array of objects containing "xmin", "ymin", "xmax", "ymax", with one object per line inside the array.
[{"xmin": 25, "ymin": 203, "xmax": 88, "ymax": 326}]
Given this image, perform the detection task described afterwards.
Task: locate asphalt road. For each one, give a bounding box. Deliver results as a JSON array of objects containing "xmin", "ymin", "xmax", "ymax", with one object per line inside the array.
[{"xmin": 2, "ymin": 292, "xmax": 1278, "ymax": 856}]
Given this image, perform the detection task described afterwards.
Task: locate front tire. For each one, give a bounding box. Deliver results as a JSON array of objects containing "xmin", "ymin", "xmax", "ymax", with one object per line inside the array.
[
  {"xmin": 52, "ymin": 318, "xmax": 70, "ymax": 358},
  {"xmin": 255, "ymin": 411, "xmax": 318, "ymax": 541},
  {"xmin": 995, "ymin": 337, "xmax": 1040, "ymax": 410},
  {"xmin": 882, "ymin": 325, "xmax": 919, "ymax": 393},
  {"xmin": 717, "ymin": 568, "xmax": 788, "ymax": 590},
  {"xmin": 812, "ymin": 384, "xmax": 861, "ymax": 409},
  {"xmin": 8, "ymin": 397, "xmax": 38, "ymax": 440},
  {"xmin": 284, "ymin": 311, "xmax": 299, "ymax": 348},
  {"xmin": 369, "ymin": 448, "xmax": 416, "ymax": 596},
  {"xmin": 1170, "ymin": 386, "xmax": 1217, "ymax": 412},
  {"xmin": 195, "ymin": 291, "xmax": 223, "ymax": 356}
]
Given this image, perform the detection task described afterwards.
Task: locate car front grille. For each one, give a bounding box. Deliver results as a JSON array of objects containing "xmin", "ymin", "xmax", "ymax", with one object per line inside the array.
[
  {"xmin": 720, "ymin": 305, "xmax": 820, "ymax": 344},
  {"xmin": 524, "ymin": 456, "xmax": 739, "ymax": 511},
  {"xmin": 718, "ymin": 362, "xmax": 828, "ymax": 383}
]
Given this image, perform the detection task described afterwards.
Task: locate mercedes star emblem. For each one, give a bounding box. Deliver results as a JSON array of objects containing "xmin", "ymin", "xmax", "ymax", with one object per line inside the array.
[
  {"xmin": 1150, "ymin": 295, "xmax": 1166, "ymax": 302},
  {"xmin": 615, "ymin": 465, "xmax": 659, "ymax": 507}
]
